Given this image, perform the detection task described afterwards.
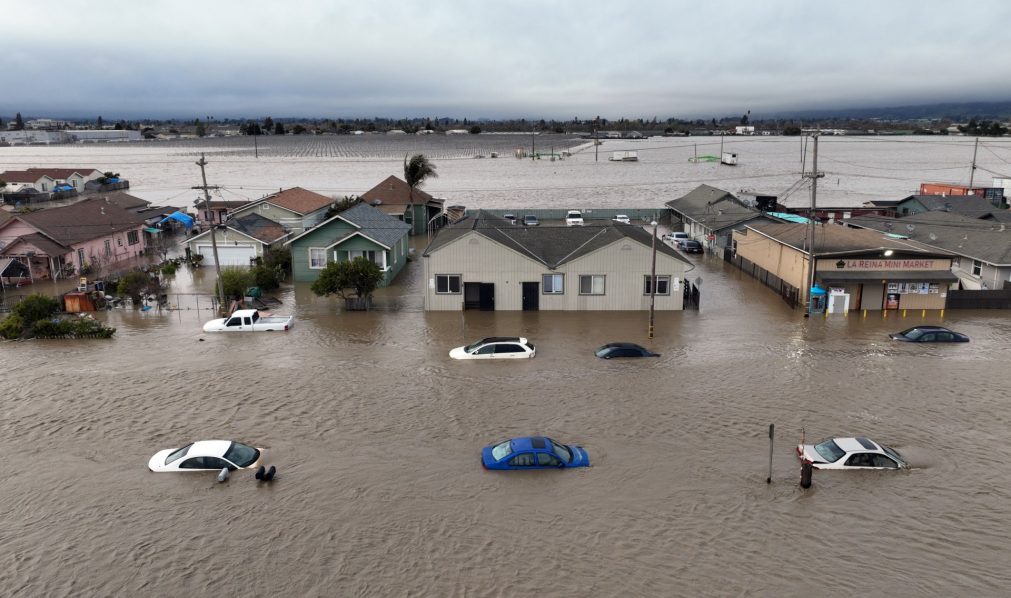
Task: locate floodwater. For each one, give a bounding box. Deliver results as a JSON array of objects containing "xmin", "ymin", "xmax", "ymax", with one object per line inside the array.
[
  {"xmin": 2, "ymin": 247, "xmax": 1011, "ymax": 597},
  {"xmin": 3, "ymin": 136, "xmax": 1011, "ymax": 596}
]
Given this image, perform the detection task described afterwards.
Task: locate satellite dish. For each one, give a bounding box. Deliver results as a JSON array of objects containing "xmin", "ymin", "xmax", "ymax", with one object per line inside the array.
[
  {"xmin": 929, "ymin": 233, "xmax": 938, "ymax": 241},
  {"xmin": 906, "ymin": 224, "xmax": 915, "ymax": 232}
]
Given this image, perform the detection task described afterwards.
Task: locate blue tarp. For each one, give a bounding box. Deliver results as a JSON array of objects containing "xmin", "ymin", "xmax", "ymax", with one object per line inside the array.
[
  {"xmin": 810, "ymin": 285, "xmax": 828, "ymax": 296},
  {"xmin": 159, "ymin": 211, "xmax": 194, "ymax": 230}
]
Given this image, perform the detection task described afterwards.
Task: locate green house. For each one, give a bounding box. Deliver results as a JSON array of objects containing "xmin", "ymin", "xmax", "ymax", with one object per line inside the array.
[{"xmin": 285, "ymin": 202, "xmax": 412, "ymax": 284}]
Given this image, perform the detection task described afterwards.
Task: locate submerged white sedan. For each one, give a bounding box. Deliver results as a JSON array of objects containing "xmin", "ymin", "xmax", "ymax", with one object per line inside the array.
[
  {"xmin": 797, "ymin": 437, "xmax": 908, "ymax": 470},
  {"xmin": 449, "ymin": 337, "xmax": 536, "ymax": 360},
  {"xmin": 148, "ymin": 440, "xmax": 263, "ymax": 472}
]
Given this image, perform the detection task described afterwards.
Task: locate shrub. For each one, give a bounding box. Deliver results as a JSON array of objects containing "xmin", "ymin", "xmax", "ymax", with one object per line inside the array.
[
  {"xmin": 31, "ymin": 318, "xmax": 71, "ymax": 337},
  {"xmin": 0, "ymin": 315, "xmax": 24, "ymax": 340},
  {"xmin": 311, "ymin": 257, "xmax": 383, "ymax": 300},
  {"xmin": 251, "ymin": 264, "xmax": 280, "ymax": 291},
  {"xmin": 117, "ymin": 269, "xmax": 153, "ymax": 303},
  {"xmin": 262, "ymin": 247, "xmax": 291, "ymax": 275},
  {"xmin": 219, "ymin": 267, "xmax": 254, "ymax": 300},
  {"xmin": 161, "ymin": 262, "xmax": 177, "ymax": 276},
  {"xmin": 12, "ymin": 294, "xmax": 61, "ymax": 324}
]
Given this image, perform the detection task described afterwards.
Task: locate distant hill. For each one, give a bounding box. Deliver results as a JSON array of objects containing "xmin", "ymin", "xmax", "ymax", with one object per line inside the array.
[{"xmin": 761, "ymin": 101, "xmax": 1011, "ymax": 121}]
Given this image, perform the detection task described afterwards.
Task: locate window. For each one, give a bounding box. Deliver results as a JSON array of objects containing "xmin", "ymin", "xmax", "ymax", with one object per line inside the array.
[
  {"xmin": 814, "ymin": 440, "xmax": 845, "ymax": 463},
  {"xmin": 845, "ymin": 454, "xmax": 875, "ymax": 467},
  {"xmin": 644, "ymin": 275, "xmax": 671, "ymax": 295},
  {"xmin": 475, "ymin": 344, "xmax": 496, "ymax": 355},
  {"xmin": 972, "ymin": 260, "xmax": 982, "ymax": 276},
  {"xmin": 579, "ymin": 275, "xmax": 605, "ymax": 295},
  {"xmin": 494, "ymin": 344, "xmax": 525, "ymax": 354},
  {"xmin": 348, "ymin": 249, "xmax": 387, "ymax": 271},
  {"xmin": 542, "ymin": 274, "xmax": 564, "ymax": 294},
  {"xmin": 537, "ymin": 453, "xmax": 562, "ymax": 467},
  {"xmin": 491, "ymin": 441, "xmax": 513, "ymax": 461},
  {"xmin": 226, "ymin": 317, "xmax": 242, "ymax": 327},
  {"xmin": 117, "ymin": 238, "xmax": 123, "ymax": 247},
  {"xmin": 204, "ymin": 210, "xmax": 215, "ymax": 223},
  {"xmin": 436, "ymin": 274, "xmax": 461, "ymax": 294},
  {"xmin": 127, "ymin": 230, "xmax": 139, "ymax": 245},
  {"xmin": 508, "ymin": 453, "xmax": 535, "ymax": 467},
  {"xmin": 164, "ymin": 444, "xmax": 192, "ymax": 465},
  {"xmin": 104, "ymin": 240, "xmax": 111, "ymax": 256},
  {"xmin": 550, "ymin": 441, "xmax": 573, "ymax": 463},
  {"xmin": 309, "ymin": 248, "xmax": 326, "ymax": 269}
]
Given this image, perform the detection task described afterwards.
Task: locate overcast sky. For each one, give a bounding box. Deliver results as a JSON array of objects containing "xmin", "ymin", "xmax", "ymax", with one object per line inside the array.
[{"xmin": 7, "ymin": 0, "xmax": 1011, "ymax": 121}]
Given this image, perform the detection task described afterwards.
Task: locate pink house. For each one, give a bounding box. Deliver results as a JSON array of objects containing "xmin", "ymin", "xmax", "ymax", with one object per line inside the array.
[{"xmin": 0, "ymin": 197, "xmax": 150, "ymax": 280}]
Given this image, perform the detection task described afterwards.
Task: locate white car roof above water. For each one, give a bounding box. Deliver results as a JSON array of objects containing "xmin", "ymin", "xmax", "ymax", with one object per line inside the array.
[
  {"xmin": 188, "ymin": 440, "xmax": 234, "ymax": 456},
  {"xmin": 834, "ymin": 437, "xmax": 880, "ymax": 452}
]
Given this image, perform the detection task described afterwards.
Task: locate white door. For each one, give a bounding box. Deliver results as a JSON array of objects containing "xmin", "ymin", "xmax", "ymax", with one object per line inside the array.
[{"xmin": 198, "ymin": 244, "xmax": 256, "ymax": 266}]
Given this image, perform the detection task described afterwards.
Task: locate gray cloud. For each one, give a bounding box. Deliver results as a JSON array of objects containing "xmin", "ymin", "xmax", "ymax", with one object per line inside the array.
[{"xmin": 6, "ymin": 0, "xmax": 1011, "ymax": 120}]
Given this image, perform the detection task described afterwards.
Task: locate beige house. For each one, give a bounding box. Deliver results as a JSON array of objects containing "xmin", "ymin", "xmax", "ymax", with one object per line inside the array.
[
  {"xmin": 227, "ymin": 187, "xmax": 334, "ymax": 237},
  {"xmin": 423, "ymin": 211, "xmax": 693, "ymax": 311},
  {"xmin": 732, "ymin": 222, "xmax": 956, "ymax": 311}
]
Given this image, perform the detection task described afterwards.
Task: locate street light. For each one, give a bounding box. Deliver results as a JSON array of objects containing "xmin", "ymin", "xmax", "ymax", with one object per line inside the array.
[{"xmin": 648, "ymin": 220, "xmax": 658, "ymax": 339}]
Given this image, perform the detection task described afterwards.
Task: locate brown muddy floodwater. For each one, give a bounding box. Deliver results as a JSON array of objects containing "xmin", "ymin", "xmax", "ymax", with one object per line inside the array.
[{"xmin": 2, "ymin": 252, "xmax": 1010, "ymax": 597}]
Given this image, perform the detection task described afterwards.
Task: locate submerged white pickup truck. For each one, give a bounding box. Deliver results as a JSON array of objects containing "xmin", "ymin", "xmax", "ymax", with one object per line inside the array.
[{"xmin": 202, "ymin": 309, "xmax": 294, "ymax": 332}]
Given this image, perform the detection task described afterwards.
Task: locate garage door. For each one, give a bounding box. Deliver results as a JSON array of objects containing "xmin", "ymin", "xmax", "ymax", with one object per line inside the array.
[{"xmin": 197, "ymin": 244, "xmax": 257, "ymax": 266}]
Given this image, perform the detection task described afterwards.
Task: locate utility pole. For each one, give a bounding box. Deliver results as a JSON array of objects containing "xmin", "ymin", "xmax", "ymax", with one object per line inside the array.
[
  {"xmin": 968, "ymin": 136, "xmax": 979, "ymax": 189},
  {"xmin": 804, "ymin": 134, "xmax": 824, "ymax": 317},
  {"xmin": 253, "ymin": 130, "xmax": 259, "ymax": 159},
  {"xmin": 648, "ymin": 220, "xmax": 658, "ymax": 339},
  {"xmin": 194, "ymin": 153, "xmax": 225, "ymax": 311},
  {"xmin": 531, "ymin": 126, "xmax": 535, "ymax": 160},
  {"xmin": 594, "ymin": 128, "xmax": 599, "ymax": 162}
]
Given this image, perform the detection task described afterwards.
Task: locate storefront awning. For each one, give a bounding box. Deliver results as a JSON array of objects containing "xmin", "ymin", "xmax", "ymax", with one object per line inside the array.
[
  {"xmin": 144, "ymin": 227, "xmax": 162, "ymax": 234},
  {"xmin": 819, "ymin": 270, "xmax": 957, "ymax": 282}
]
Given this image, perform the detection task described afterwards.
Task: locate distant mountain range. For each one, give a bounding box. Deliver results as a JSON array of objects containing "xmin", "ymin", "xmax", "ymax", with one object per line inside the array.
[{"xmin": 760, "ymin": 101, "xmax": 1011, "ymax": 122}]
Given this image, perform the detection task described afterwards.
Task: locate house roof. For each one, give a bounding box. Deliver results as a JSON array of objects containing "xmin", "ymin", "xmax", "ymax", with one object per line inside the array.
[
  {"xmin": 4, "ymin": 232, "xmax": 71, "ymax": 256},
  {"xmin": 25, "ymin": 168, "xmax": 101, "ymax": 179},
  {"xmin": 898, "ymin": 194, "xmax": 1001, "ymax": 218},
  {"xmin": 744, "ymin": 221, "xmax": 952, "ymax": 257},
  {"xmin": 283, "ymin": 201, "xmax": 411, "ymax": 248},
  {"xmin": 227, "ymin": 212, "xmax": 289, "ymax": 244},
  {"xmin": 207, "ymin": 200, "xmax": 252, "ymax": 210},
  {"xmin": 13, "ymin": 197, "xmax": 149, "ymax": 246},
  {"xmin": 845, "ymin": 211, "xmax": 1011, "ymax": 265},
  {"xmin": 93, "ymin": 191, "xmax": 149, "ymax": 210},
  {"xmin": 360, "ymin": 175, "xmax": 444, "ymax": 206},
  {"xmin": 0, "ymin": 170, "xmax": 52, "ymax": 183},
  {"xmin": 665, "ymin": 184, "xmax": 768, "ymax": 231},
  {"xmin": 424, "ymin": 210, "xmax": 693, "ymax": 268},
  {"xmin": 260, "ymin": 187, "xmax": 334, "ymax": 215}
]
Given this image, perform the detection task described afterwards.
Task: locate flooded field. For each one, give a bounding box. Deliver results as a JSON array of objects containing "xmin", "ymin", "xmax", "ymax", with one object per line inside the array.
[{"xmin": 2, "ymin": 247, "xmax": 1011, "ymax": 596}]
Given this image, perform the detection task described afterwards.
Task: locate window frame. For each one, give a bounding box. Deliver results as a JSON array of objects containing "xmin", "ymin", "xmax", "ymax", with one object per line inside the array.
[
  {"xmin": 308, "ymin": 247, "xmax": 327, "ymax": 269},
  {"xmin": 542, "ymin": 273, "xmax": 564, "ymax": 294},
  {"xmin": 643, "ymin": 275, "xmax": 671, "ymax": 296},
  {"xmin": 435, "ymin": 274, "xmax": 462, "ymax": 294},
  {"xmin": 127, "ymin": 230, "xmax": 140, "ymax": 245},
  {"xmin": 578, "ymin": 274, "xmax": 606, "ymax": 296},
  {"xmin": 972, "ymin": 260, "xmax": 983, "ymax": 277}
]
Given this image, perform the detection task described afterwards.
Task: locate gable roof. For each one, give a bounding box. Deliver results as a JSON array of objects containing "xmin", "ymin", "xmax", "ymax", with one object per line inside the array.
[
  {"xmin": 259, "ymin": 187, "xmax": 334, "ymax": 215},
  {"xmin": 898, "ymin": 194, "xmax": 1001, "ymax": 218},
  {"xmin": 845, "ymin": 211, "xmax": 1011, "ymax": 265},
  {"xmin": 227, "ymin": 212, "xmax": 289, "ymax": 244},
  {"xmin": 3, "ymin": 232, "xmax": 71, "ymax": 256},
  {"xmin": 424, "ymin": 210, "xmax": 693, "ymax": 268},
  {"xmin": 25, "ymin": 168, "xmax": 101, "ymax": 179},
  {"xmin": 0, "ymin": 170, "xmax": 54, "ymax": 183},
  {"xmin": 665, "ymin": 184, "xmax": 768, "ymax": 231},
  {"xmin": 360, "ymin": 175, "xmax": 444, "ymax": 206},
  {"xmin": 283, "ymin": 201, "xmax": 411, "ymax": 248},
  {"xmin": 93, "ymin": 191, "xmax": 149, "ymax": 210},
  {"xmin": 13, "ymin": 197, "xmax": 149, "ymax": 246},
  {"xmin": 744, "ymin": 221, "xmax": 951, "ymax": 257}
]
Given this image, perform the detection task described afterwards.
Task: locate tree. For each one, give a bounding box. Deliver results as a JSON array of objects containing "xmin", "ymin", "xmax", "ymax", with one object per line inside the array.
[
  {"xmin": 263, "ymin": 116, "xmax": 274, "ymax": 132},
  {"xmin": 218, "ymin": 267, "xmax": 255, "ymax": 301},
  {"xmin": 274, "ymin": 122, "xmax": 285, "ymax": 135},
  {"xmin": 96, "ymin": 116, "xmax": 104, "ymax": 128},
  {"xmin": 291, "ymin": 124, "xmax": 307, "ymax": 135},
  {"xmin": 117, "ymin": 269, "xmax": 156, "ymax": 304},
  {"xmin": 403, "ymin": 154, "xmax": 437, "ymax": 234},
  {"xmin": 14, "ymin": 112, "xmax": 24, "ymax": 130},
  {"xmin": 195, "ymin": 118, "xmax": 206, "ymax": 137},
  {"xmin": 469, "ymin": 125, "xmax": 481, "ymax": 134},
  {"xmin": 311, "ymin": 257, "xmax": 383, "ymax": 304},
  {"xmin": 740, "ymin": 114, "xmax": 749, "ymax": 125}
]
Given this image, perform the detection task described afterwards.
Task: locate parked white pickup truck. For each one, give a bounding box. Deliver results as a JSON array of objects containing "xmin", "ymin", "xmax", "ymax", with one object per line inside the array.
[{"xmin": 202, "ymin": 309, "xmax": 294, "ymax": 332}]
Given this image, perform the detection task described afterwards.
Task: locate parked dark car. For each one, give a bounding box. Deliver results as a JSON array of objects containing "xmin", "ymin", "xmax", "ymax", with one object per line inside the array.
[
  {"xmin": 523, "ymin": 215, "xmax": 539, "ymax": 226},
  {"xmin": 680, "ymin": 240, "xmax": 704, "ymax": 254},
  {"xmin": 889, "ymin": 326, "xmax": 969, "ymax": 343},
  {"xmin": 594, "ymin": 342, "xmax": 659, "ymax": 359}
]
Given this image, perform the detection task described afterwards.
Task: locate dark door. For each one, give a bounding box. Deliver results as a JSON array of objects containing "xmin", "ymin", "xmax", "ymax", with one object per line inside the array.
[
  {"xmin": 464, "ymin": 282, "xmax": 481, "ymax": 310},
  {"xmin": 522, "ymin": 282, "xmax": 539, "ymax": 311},
  {"xmin": 479, "ymin": 283, "xmax": 495, "ymax": 311}
]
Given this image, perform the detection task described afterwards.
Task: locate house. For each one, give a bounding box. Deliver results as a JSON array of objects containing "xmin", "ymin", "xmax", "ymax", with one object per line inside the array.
[
  {"xmin": 422, "ymin": 211, "xmax": 693, "ymax": 311},
  {"xmin": 845, "ymin": 211, "xmax": 1011, "ymax": 291},
  {"xmin": 0, "ymin": 197, "xmax": 151, "ymax": 280},
  {"xmin": 192, "ymin": 199, "xmax": 252, "ymax": 229},
  {"xmin": 227, "ymin": 187, "xmax": 334, "ymax": 237},
  {"xmin": 731, "ymin": 221, "xmax": 955, "ymax": 311},
  {"xmin": 0, "ymin": 170, "xmax": 59, "ymax": 194},
  {"xmin": 186, "ymin": 213, "xmax": 289, "ymax": 266},
  {"xmin": 892, "ymin": 194, "xmax": 1004, "ymax": 218},
  {"xmin": 919, "ymin": 182, "xmax": 1005, "ymax": 208},
  {"xmin": 360, "ymin": 175, "xmax": 446, "ymax": 236},
  {"xmin": 665, "ymin": 184, "xmax": 777, "ymax": 251},
  {"xmin": 284, "ymin": 201, "xmax": 412, "ymax": 285},
  {"xmin": 24, "ymin": 168, "xmax": 104, "ymax": 191}
]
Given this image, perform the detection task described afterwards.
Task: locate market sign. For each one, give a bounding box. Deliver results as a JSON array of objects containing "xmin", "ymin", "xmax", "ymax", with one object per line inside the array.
[{"xmin": 821, "ymin": 258, "xmax": 947, "ymax": 271}]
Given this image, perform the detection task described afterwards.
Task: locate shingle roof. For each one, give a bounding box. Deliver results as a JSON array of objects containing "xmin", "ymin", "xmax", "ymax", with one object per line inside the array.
[
  {"xmin": 745, "ymin": 221, "xmax": 952, "ymax": 257},
  {"xmin": 93, "ymin": 191, "xmax": 149, "ymax": 210},
  {"xmin": 336, "ymin": 202, "xmax": 412, "ymax": 248},
  {"xmin": 15, "ymin": 197, "xmax": 149, "ymax": 246},
  {"xmin": 5, "ymin": 232, "xmax": 71, "ymax": 256},
  {"xmin": 899, "ymin": 194, "xmax": 1001, "ymax": 218},
  {"xmin": 25, "ymin": 168, "xmax": 101, "ymax": 179},
  {"xmin": 665, "ymin": 184, "xmax": 768, "ymax": 231},
  {"xmin": 228, "ymin": 212, "xmax": 288, "ymax": 244},
  {"xmin": 360, "ymin": 175, "xmax": 443, "ymax": 206},
  {"xmin": 261, "ymin": 187, "xmax": 333, "ymax": 214},
  {"xmin": 0, "ymin": 170, "xmax": 51, "ymax": 183},
  {"xmin": 845, "ymin": 211, "xmax": 1011, "ymax": 265},
  {"xmin": 424, "ymin": 210, "xmax": 693, "ymax": 268}
]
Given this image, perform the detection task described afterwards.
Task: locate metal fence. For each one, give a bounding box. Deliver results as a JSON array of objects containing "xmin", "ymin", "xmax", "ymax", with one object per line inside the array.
[
  {"xmin": 728, "ymin": 253, "xmax": 800, "ymax": 309},
  {"xmin": 947, "ymin": 287, "xmax": 1011, "ymax": 309}
]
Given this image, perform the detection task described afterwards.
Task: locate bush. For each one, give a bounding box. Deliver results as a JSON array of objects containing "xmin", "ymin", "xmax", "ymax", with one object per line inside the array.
[
  {"xmin": 311, "ymin": 257, "xmax": 383, "ymax": 300},
  {"xmin": 117, "ymin": 269, "xmax": 153, "ymax": 303},
  {"xmin": 31, "ymin": 318, "xmax": 70, "ymax": 337},
  {"xmin": 12, "ymin": 294, "xmax": 61, "ymax": 324},
  {"xmin": 161, "ymin": 262, "xmax": 177, "ymax": 276},
  {"xmin": 219, "ymin": 267, "xmax": 254, "ymax": 300},
  {"xmin": 262, "ymin": 247, "xmax": 291, "ymax": 275},
  {"xmin": 0, "ymin": 315, "xmax": 24, "ymax": 340},
  {"xmin": 251, "ymin": 264, "xmax": 281, "ymax": 291}
]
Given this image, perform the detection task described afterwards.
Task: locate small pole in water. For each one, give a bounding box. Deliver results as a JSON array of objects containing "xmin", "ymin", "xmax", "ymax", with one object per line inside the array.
[
  {"xmin": 767, "ymin": 424, "xmax": 775, "ymax": 484},
  {"xmin": 800, "ymin": 461, "xmax": 813, "ymax": 489},
  {"xmin": 217, "ymin": 467, "xmax": 229, "ymax": 483}
]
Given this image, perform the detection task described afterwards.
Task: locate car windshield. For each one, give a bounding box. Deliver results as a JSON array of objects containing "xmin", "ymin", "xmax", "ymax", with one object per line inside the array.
[
  {"xmin": 881, "ymin": 445, "xmax": 905, "ymax": 465},
  {"xmin": 492, "ymin": 441, "xmax": 512, "ymax": 461},
  {"xmin": 901, "ymin": 328, "xmax": 925, "ymax": 340},
  {"xmin": 814, "ymin": 439, "xmax": 846, "ymax": 463},
  {"xmin": 464, "ymin": 340, "xmax": 486, "ymax": 352},
  {"xmin": 594, "ymin": 347, "xmax": 611, "ymax": 357},
  {"xmin": 551, "ymin": 440, "xmax": 573, "ymax": 463},
  {"xmin": 223, "ymin": 442, "xmax": 260, "ymax": 467},
  {"xmin": 164, "ymin": 443, "xmax": 192, "ymax": 465}
]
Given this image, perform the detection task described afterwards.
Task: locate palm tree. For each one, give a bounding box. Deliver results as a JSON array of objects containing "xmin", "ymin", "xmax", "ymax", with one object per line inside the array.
[{"xmin": 403, "ymin": 154, "xmax": 437, "ymax": 234}]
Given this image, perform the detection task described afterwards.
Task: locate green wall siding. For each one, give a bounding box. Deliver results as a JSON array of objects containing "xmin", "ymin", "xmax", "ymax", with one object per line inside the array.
[{"xmin": 289, "ymin": 220, "xmax": 408, "ymax": 285}]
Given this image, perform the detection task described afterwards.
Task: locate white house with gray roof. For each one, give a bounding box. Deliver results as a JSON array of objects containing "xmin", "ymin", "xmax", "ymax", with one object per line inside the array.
[{"xmin": 422, "ymin": 211, "xmax": 694, "ymax": 311}]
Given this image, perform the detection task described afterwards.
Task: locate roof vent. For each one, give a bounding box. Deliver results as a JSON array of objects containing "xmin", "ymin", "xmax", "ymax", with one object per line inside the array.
[{"xmin": 371, "ymin": 199, "xmax": 382, "ymax": 206}]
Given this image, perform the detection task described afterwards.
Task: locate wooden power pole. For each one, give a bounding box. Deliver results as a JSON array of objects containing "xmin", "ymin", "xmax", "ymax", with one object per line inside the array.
[{"xmin": 194, "ymin": 153, "xmax": 226, "ymax": 310}]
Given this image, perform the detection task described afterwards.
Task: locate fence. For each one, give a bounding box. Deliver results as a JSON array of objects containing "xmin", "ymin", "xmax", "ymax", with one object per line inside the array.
[
  {"xmin": 0, "ymin": 293, "xmax": 63, "ymax": 313},
  {"xmin": 727, "ymin": 252, "xmax": 800, "ymax": 309},
  {"xmin": 947, "ymin": 288, "xmax": 1011, "ymax": 309}
]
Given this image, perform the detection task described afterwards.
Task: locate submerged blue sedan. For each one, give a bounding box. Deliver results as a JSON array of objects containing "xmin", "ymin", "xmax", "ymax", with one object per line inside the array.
[{"xmin": 482, "ymin": 436, "xmax": 590, "ymax": 470}]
